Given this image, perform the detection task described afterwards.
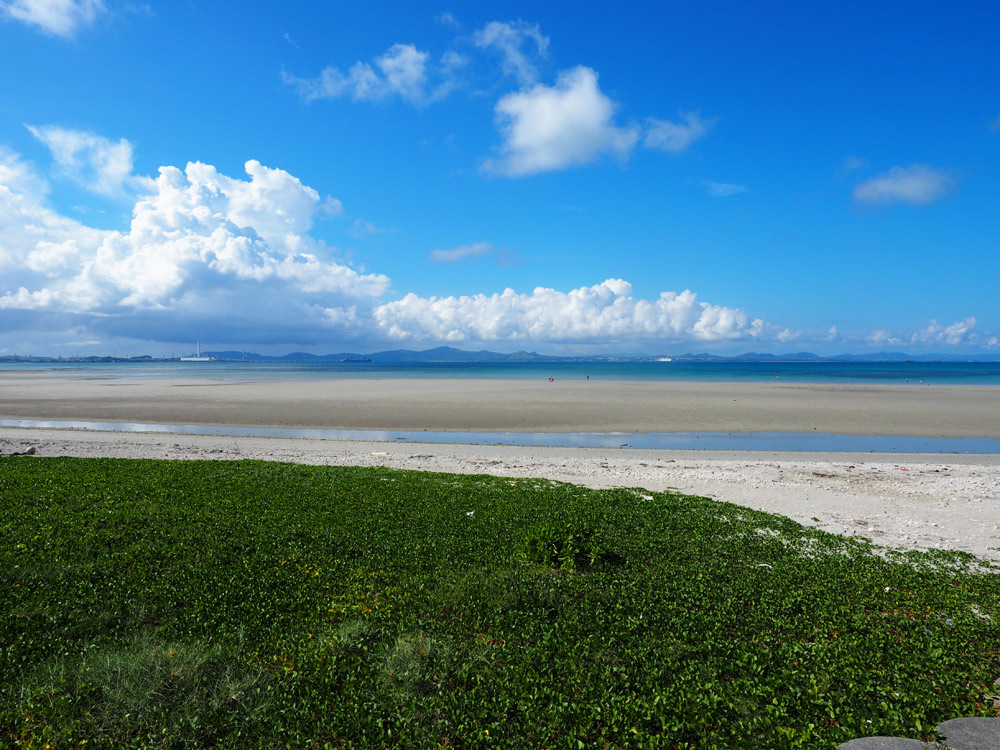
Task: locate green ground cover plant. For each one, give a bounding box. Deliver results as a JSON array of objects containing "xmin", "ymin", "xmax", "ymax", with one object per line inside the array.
[{"xmin": 1, "ymin": 456, "xmax": 998, "ymax": 749}]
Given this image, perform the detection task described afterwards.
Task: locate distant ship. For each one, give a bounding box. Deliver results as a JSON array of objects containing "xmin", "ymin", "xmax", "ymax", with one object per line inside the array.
[
  {"xmin": 180, "ymin": 342, "xmax": 215, "ymax": 362},
  {"xmin": 340, "ymin": 356, "xmax": 372, "ymax": 362},
  {"xmin": 656, "ymin": 357, "xmax": 673, "ymax": 362}
]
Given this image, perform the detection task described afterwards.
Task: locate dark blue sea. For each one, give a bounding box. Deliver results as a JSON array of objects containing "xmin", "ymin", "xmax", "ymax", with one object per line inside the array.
[{"xmin": 3, "ymin": 359, "xmax": 1000, "ymax": 384}]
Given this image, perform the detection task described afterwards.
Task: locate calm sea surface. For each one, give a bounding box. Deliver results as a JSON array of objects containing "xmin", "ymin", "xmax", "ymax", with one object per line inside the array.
[{"xmin": 3, "ymin": 360, "xmax": 1000, "ymax": 384}]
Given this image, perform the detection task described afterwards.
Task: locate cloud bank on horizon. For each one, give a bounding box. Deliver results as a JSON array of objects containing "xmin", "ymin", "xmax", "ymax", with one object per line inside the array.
[
  {"xmin": 1, "ymin": 135, "xmax": 991, "ymax": 354},
  {"xmin": 0, "ymin": 4, "xmax": 997, "ymax": 355},
  {"xmin": 0, "ymin": 138, "xmax": 776, "ymax": 348}
]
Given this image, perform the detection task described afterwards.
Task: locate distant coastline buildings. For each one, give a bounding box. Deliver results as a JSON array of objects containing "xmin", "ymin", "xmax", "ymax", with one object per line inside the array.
[{"xmin": 180, "ymin": 342, "xmax": 215, "ymax": 362}]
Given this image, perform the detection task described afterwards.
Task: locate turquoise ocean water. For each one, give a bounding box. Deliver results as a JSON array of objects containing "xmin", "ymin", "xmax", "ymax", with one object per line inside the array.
[{"xmin": 4, "ymin": 359, "xmax": 1000, "ymax": 384}]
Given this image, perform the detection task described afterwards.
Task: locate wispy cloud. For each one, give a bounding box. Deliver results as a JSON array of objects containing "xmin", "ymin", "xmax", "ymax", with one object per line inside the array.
[
  {"xmin": 853, "ymin": 164, "xmax": 954, "ymax": 206},
  {"xmin": 643, "ymin": 112, "xmax": 715, "ymax": 153},
  {"xmin": 348, "ymin": 218, "xmax": 387, "ymax": 238},
  {"xmin": 27, "ymin": 124, "xmax": 150, "ymax": 198},
  {"xmin": 283, "ymin": 43, "xmax": 463, "ymax": 106},
  {"xmin": 702, "ymin": 180, "xmax": 748, "ymax": 197},
  {"xmin": 473, "ymin": 19, "xmax": 549, "ymax": 86},
  {"xmin": 840, "ymin": 155, "xmax": 867, "ymax": 173},
  {"xmin": 429, "ymin": 241, "xmax": 495, "ymax": 263},
  {"xmin": 867, "ymin": 317, "xmax": 980, "ymax": 348},
  {"xmin": 436, "ymin": 11, "xmax": 460, "ymax": 29},
  {"xmin": 0, "ymin": 0, "xmax": 104, "ymax": 37}
]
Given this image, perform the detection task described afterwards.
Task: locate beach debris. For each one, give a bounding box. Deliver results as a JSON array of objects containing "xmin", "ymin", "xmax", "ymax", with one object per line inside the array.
[
  {"xmin": 756, "ymin": 563, "xmax": 773, "ymax": 569},
  {"xmin": 4, "ymin": 446, "xmax": 36, "ymax": 457}
]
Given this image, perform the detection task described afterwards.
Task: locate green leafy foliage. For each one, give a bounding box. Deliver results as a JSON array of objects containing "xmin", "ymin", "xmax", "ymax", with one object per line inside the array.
[{"xmin": 1, "ymin": 457, "xmax": 998, "ymax": 748}]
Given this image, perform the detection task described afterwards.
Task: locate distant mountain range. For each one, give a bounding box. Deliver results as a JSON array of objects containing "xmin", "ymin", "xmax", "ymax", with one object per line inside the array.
[
  {"xmin": 197, "ymin": 346, "xmax": 1000, "ymax": 363},
  {"xmin": 3, "ymin": 346, "xmax": 999, "ymax": 364},
  {"xmin": 203, "ymin": 346, "xmax": 561, "ymax": 363}
]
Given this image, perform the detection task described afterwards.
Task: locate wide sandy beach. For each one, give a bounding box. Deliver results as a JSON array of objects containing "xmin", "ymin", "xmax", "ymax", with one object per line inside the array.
[
  {"xmin": 2, "ymin": 373, "xmax": 999, "ymax": 562},
  {"xmin": 2, "ymin": 373, "xmax": 999, "ymax": 436}
]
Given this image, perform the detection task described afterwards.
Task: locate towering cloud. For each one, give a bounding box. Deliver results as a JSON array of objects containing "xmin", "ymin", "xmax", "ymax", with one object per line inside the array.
[{"xmin": 0, "ymin": 150, "xmax": 388, "ymax": 344}]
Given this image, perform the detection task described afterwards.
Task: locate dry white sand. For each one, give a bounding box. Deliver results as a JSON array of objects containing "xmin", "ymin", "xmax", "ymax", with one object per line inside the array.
[
  {"xmin": 2, "ymin": 375, "xmax": 998, "ymax": 562},
  {"xmin": 3, "ymin": 427, "xmax": 998, "ymax": 563}
]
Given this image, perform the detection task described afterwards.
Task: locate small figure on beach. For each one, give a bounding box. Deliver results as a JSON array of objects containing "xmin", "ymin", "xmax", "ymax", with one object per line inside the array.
[{"xmin": 548, "ymin": 377, "xmax": 554, "ymax": 382}]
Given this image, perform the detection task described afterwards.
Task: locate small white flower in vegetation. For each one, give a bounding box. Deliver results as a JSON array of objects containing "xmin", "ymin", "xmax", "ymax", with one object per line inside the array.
[
  {"xmin": 466, "ymin": 511, "xmax": 474, "ymax": 517},
  {"xmin": 885, "ymin": 586, "xmax": 891, "ymax": 592}
]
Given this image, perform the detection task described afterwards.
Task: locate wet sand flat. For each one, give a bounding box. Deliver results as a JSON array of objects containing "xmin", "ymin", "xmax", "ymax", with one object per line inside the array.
[{"xmin": 0, "ymin": 375, "xmax": 998, "ymax": 438}]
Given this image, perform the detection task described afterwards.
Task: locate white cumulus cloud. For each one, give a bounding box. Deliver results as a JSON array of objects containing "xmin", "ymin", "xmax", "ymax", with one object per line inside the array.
[
  {"xmin": 429, "ymin": 241, "xmax": 495, "ymax": 263},
  {"xmin": 473, "ymin": 19, "xmax": 549, "ymax": 86},
  {"xmin": 867, "ymin": 317, "xmax": 981, "ymax": 349},
  {"xmin": 643, "ymin": 112, "xmax": 715, "ymax": 153},
  {"xmin": 373, "ymin": 279, "xmax": 763, "ymax": 344},
  {"xmin": 483, "ymin": 66, "xmax": 639, "ymax": 177},
  {"xmin": 912, "ymin": 317, "xmax": 977, "ymax": 347},
  {"xmin": 0, "ymin": 0, "xmax": 104, "ymax": 37},
  {"xmin": 853, "ymin": 164, "xmax": 955, "ymax": 205},
  {"xmin": 283, "ymin": 43, "xmax": 462, "ymax": 106},
  {"xmin": 0, "ymin": 149, "xmax": 389, "ymax": 345},
  {"xmin": 775, "ymin": 328, "xmax": 801, "ymax": 344}
]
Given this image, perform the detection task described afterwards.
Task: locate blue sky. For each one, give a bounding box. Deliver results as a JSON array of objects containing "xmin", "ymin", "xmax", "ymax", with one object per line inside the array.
[{"xmin": 1, "ymin": 1, "xmax": 998, "ymax": 356}]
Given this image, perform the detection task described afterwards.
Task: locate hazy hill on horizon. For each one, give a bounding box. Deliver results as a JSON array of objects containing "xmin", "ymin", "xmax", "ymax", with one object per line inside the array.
[{"xmin": 198, "ymin": 346, "xmax": 1000, "ymax": 364}]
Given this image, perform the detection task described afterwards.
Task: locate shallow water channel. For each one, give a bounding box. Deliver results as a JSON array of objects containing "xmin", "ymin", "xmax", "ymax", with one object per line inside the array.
[{"xmin": 3, "ymin": 418, "xmax": 999, "ymax": 454}]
